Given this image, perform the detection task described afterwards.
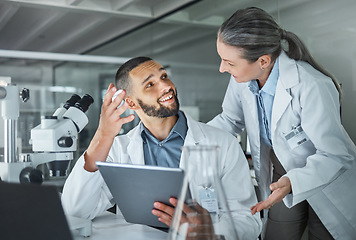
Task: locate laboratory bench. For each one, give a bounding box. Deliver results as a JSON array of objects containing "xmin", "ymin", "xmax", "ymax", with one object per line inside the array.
[{"xmin": 71, "ymin": 211, "xmax": 168, "ymax": 240}]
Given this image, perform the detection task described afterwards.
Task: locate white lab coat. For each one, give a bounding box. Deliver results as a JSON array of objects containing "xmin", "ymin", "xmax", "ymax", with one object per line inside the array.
[
  {"xmin": 62, "ymin": 112, "xmax": 262, "ymax": 240},
  {"xmin": 209, "ymin": 51, "xmax": 356, "ymax": 239}
]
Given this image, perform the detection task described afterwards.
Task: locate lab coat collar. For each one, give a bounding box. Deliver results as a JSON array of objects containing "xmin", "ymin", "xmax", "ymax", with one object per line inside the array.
[
  {"xmin": 278, "ymin": 51, "xmax": 299, "ymax": 89},
  {"xmin": 126, "ymin": 124, "xmax": 145, "ymax": 165},
  {"xmin": 184, "ymin": 112, "xmax": 205, "ymax": 146},
  {"xmin": 242, "ymin": 82, "xmax": 260, "ymax": 131},
  {"xmin": 140, "ymin": 110, "xmax": 187, "ymax": 144},
  {"xmin": 125, "ymin": 111, "xmax": 203, "ymax": 166},
  {"xmin": 270, "ymin": 51, "xmax": 298, "ymax": 136},
  {"xmin": 180, "ymin": 112, "xmax": 206, "ymax": 170}
]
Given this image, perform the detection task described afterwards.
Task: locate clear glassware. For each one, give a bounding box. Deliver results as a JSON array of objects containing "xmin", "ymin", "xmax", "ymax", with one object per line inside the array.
[{"xmin": 168, "ymin": 145, "xmax": 238, "ymax": 240}]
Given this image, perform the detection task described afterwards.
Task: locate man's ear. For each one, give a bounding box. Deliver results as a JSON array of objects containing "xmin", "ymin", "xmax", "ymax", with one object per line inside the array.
[
  {"xmin": 125, "ymin": 97, "xmax": 138, "ymax": 110},
  {"xmin": 258, "ymin": 54, "xmax": 272, "ymax": 70}
]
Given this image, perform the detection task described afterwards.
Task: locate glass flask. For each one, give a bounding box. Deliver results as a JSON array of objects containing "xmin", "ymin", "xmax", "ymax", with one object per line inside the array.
[{"xmin": 168, "ymin": 145, "xmax": 238, "ymax": 240}]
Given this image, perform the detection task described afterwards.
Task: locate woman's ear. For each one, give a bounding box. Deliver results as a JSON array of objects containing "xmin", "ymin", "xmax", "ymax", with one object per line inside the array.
[{"xmin": 259, "ymin": 54, "xmax": 272, "ymax": 70}]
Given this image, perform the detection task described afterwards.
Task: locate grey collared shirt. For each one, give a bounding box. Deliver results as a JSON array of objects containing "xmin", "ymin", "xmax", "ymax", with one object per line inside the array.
[{"xmin": 140, "ymin": 111, "xmax": 187, "ymax": 168}]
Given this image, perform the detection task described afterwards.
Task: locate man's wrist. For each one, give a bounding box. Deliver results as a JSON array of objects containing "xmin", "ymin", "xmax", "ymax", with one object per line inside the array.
[{"xmin": 83, "ymin": 151, "xmax": 98, "ymax": 172}]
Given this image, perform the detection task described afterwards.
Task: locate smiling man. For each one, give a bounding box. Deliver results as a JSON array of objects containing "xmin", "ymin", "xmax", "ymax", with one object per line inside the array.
[{"xmin": 61, "ymin": 57, "xmax": 262, "ymax": 239}]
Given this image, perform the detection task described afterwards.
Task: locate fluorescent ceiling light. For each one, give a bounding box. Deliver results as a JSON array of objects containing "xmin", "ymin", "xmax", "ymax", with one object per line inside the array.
[{"xmin": 0, "ymin": 49, "xmax": 128, "ymax": 64}]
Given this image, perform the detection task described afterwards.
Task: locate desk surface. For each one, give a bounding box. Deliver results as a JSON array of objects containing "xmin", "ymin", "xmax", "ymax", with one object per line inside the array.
[{"xmin": 72, "ymin": 212, "xmax": 168, "ymax": 240}]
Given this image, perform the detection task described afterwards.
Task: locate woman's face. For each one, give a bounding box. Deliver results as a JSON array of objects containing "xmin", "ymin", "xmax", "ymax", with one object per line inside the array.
[{"xmin": 217, "ymin": 38, "xmax": 262, "ymax": 83}]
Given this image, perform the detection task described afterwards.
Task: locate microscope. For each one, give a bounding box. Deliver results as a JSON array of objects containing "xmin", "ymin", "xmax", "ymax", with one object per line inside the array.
[{"xmin": 0, "ymin": 77, "xmax": 94, "ymax": 184}]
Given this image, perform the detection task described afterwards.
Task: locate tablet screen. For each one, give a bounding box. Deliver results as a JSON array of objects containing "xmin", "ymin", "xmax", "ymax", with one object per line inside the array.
[{"xmin": 96, "ymin": 162, "xmax": 187, "ymax": 228}]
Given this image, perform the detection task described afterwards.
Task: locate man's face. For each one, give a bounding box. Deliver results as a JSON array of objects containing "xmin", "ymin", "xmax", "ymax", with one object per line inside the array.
[{"xmin": 128, "ymin": 60, "xmax": 179, "ymax": 118}]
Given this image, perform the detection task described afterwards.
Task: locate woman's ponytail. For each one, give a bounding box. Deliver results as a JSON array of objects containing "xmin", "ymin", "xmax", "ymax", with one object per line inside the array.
[{"xmin": 283, "ymin": 30, "xmax": 341, "ymax": 98}]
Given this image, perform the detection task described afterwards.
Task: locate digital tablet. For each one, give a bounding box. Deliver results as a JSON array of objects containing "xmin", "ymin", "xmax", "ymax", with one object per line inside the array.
[{"xmin": 96, "ymin": 162, "xmax": 187, "ymax": 228}]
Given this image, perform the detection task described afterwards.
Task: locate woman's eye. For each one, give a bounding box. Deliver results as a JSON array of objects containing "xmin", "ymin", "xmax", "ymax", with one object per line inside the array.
[
  {"xmin": 162, "ymin": 74, "xmax": 167, "ymax": 79},
  {"xmin": 146, "ymin": 83, "xmax": 152, "ymax": 88}
]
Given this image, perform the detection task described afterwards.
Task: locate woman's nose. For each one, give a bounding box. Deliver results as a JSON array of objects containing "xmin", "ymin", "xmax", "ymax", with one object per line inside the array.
[{"xmin": 219, "ymin": 61, "xmax": 226, "ymax": 73}]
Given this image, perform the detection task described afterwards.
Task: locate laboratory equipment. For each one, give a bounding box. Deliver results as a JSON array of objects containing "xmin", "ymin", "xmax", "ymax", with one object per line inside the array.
[
  {"xmin": 0, "ymin": 77, "xmax": 94, "ymax": 183},
  {"xmin": 27, "ymin": 93, "xmax": 94, "ymax": 179},
  {"xmin": 168, "ymin": 145, "xmax": 238, "ymax": 240},
  {"xmin": 0, "ymin": 77, "xmax": 30, "ymax": 182},
  {"xmin": 0, "ymin": 78, "xmax": 94, "ymax": 237}
]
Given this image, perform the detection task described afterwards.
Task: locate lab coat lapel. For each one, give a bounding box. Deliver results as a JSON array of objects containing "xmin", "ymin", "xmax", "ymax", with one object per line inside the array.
[
  {"xmin": 179, "ymin": 113, "xmax": 205, "ymax": 170},
  {"xmin": 271, "ymin": 81, "xmax": 292, "ymax": 134},
  {"xmin": 127, "ymin": 114, "xmax": 205, "ymax": 168},
  {"xmin": 240, "ymin": 86, "xmax": 263, "ymax": 183},
  {"xmin": 184, "ymin": 113, "xmax": 205, "ymax": 145},
  {"xmin": 126, "ymin": 125, "xmax": 145, "ymax": 165},
  {"xmin": 241, "ymin": 85, "xmax": 259, "ymax": 131},
  {"xmin": 271, "ymin": 52, "xmax": 299, "ymax": 135}
]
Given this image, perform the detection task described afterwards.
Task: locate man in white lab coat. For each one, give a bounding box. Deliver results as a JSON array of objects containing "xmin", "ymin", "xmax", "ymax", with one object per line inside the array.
[{"xmin": 61, "ymin": 57, "xmax": 262, "ymax": 239}]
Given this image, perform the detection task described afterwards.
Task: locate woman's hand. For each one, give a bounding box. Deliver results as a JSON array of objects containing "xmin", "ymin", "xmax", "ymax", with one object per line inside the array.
[
  {"xmin": 251, "ymin": 176, "xmax": 292, "ymax": 214},
  {"xmin": 152, "ymin": 198, "xmax": 214, "ymax": 239}
]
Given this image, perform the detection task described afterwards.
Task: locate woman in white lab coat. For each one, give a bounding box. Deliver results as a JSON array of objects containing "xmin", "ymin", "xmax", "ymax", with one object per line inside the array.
[{"xmin": 209, "ymin": 7, "xmax": 356, "ymax": 240}]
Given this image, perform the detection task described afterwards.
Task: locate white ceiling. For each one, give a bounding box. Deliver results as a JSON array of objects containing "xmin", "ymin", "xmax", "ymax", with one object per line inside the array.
[
  {"xmin": 0, "ymin": 0, "xmax": 356, "ymax": 66},
  {"xmin": 0, "ymin": 0, "xmax": 197, "ymax": 54},
  {"xmin": 0, "ymin": 0, "xmax": 311, "ymax": 54}
]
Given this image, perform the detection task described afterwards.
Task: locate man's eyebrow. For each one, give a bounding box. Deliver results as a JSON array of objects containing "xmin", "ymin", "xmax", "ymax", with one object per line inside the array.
[
  {"xmin": 142, "ymin": 74, "xmax": 153, "ymax": 85},
  {"xmin": 141, "ymin": 67, "xmax": 166, "ymax": 85}
]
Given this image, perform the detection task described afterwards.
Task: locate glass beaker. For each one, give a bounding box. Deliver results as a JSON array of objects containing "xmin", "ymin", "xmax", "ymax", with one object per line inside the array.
[{"xmin": 168, "ymin": 145, "xmax": 238, "ymax": 240}]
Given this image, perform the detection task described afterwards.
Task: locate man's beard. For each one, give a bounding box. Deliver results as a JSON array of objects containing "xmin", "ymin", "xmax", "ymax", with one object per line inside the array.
[{"xmin": 137, "ymin": 90, "xmax": 180, "ymax": 118}]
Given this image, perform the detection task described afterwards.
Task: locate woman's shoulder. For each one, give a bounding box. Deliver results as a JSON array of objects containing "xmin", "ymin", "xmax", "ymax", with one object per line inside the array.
[
  {"xmin": 279, "ymin": 52, "xmax": 331, "ymax": 85},
  {"xmin": 290, "ymin": 61, "xmax": 339, "ymax": 105},
  {"xmin": 296, "ymin": 60, "xmax": 332, "ymax": 85}
]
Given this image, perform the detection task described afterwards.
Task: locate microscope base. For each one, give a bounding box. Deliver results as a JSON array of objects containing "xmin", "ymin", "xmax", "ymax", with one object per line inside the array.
[{"xmin": 0, "ymin": 162, "xmax": 32, "ymax": 183}]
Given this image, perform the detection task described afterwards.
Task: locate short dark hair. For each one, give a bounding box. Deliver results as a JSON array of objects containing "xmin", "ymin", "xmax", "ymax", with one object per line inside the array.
[{"xmin": 115, "ymin": 56, "xmax": 152, "ymax": 93}]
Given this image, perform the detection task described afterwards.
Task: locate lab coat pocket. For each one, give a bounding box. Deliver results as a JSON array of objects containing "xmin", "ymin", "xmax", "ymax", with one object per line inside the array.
[
  {"xmin": 283, "ymin": 125, "xmax": 310, "ymax": 150},
  {"xmin": 322, "ymin": 164, "xmax": 356, "ymax": 230},
  {"xmin": 280, "ymin": 127, "xmax": 314, "ymax": 162}
]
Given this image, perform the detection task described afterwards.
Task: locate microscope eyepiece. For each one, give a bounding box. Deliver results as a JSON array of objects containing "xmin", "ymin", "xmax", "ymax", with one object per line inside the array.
[
  {"xmin": 63, "ymin": 94, "xmax": 81, "ymax": 110},
  {"xmin": 0, "ymin": 86, "xmax": 7, "ymax": 99},
  {"xmin": 74, "ymin": 94, "xmax": 94, "ymax": 113},
  {"xmin": 20, "ymin": 88, "xmax": 30, "ymax": 102}
]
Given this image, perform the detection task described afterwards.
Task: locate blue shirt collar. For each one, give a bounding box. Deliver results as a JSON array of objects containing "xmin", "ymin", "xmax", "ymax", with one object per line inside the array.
[
  {"xmin": 248, "ymin": 57, "xmax": 279, "ymax": 96},
  {"xmin": 262, "ymin": 58, "xmax": 279, "ymax": 96},
  {"xmin": 140, "ymin": 110, "xmax": 187, "ymax": 143}
]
